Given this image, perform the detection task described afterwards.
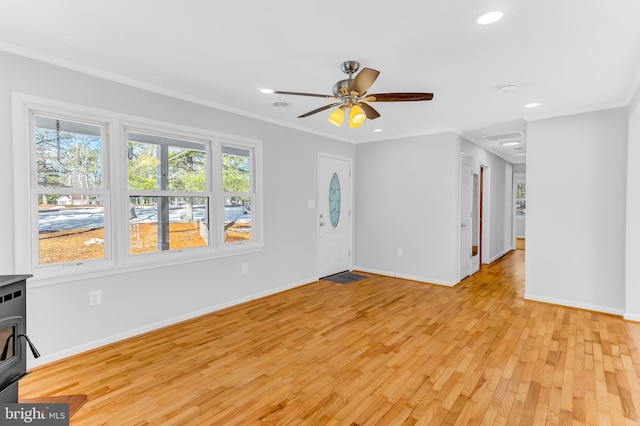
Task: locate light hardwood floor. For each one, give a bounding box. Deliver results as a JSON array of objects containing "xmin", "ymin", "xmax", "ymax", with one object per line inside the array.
[{"xmin": 19, "ymin": 250, "xmax": 640, "ymax": 425}]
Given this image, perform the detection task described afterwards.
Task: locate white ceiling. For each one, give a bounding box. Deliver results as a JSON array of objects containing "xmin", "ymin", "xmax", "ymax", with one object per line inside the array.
[{"xmin": 2, "ymin": 1, "xmax": 640, "ymax": 164}]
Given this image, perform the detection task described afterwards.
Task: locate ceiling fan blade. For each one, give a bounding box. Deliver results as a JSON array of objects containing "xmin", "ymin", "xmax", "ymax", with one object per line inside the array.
[
  {"xmin": 359, "ymin": 102, "xmax": 381, "ymax": 120},
  {"xmin": 274, "ymin": 90, "xmax": 336, "ymax": 99},
  {"xmin": 298, "ymin": 102, "xmax": 343, "ymax": 118},
  {"xmin": 348, "ymin": 68, "xmax": 380, "ymax": 95},
  {"xmin": 364, "ymin": 92, "xmax": 434, "ymax": 102}
]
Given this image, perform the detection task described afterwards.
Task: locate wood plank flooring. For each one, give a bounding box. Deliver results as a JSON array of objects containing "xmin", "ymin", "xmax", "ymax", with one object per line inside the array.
[{"xmin": 19, "ymin": 250, "xmax": 640, "ymax": 425}]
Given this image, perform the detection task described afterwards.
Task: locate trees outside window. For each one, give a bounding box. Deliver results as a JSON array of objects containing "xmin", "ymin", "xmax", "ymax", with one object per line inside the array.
[
  {"xmin": 515, "ymin": 181, "xmax": 526, "ymax": 218},
  {"xmin": 126, "ymin": 131, "xmax": 211, "ymax": 255},
  {"xmin": 34, "ymin": 115, "xmax": 107, "ymax": 265},
  {"xmin": 15, "ymin": 94, "xmax": 262, "ymax": 281},
  {"xmin": 222, "ymin": 145, "xmax": 254, "ymax": 243}
]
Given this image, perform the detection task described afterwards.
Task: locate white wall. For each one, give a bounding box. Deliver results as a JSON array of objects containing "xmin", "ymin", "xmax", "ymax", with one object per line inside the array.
[
  {"xmin": 353, "ymin": 133, "xmax": 514, "ymax": 285},
  {"xmin": 526, "ymin": 107, "xmax": 628, "ymax": 315},
  {"xmin": 515, "ymin": 220, "xmax": 526, "ymax": 239},
  {"xmin": 626, "ymin": 86, "xmax": 640, "ymax": 320},
  {"xmin": 353, "ymin": 133, "xmax": 460, "ymax": 285},
  {"xmin": 0, "ymin": 51, "xmax": 355, "ymax": 366}
]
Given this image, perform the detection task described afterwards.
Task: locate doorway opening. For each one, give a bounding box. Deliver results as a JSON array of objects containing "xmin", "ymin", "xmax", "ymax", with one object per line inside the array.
[{"xmin": 514, "ymin": 172, "xmax": 526, "ymax": 250}]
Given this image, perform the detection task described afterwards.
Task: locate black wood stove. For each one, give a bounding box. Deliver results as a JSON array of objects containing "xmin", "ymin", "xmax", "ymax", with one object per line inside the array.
[{"xmin": 0, "ymin": 275, "xmax": 40, "ymax": 403}]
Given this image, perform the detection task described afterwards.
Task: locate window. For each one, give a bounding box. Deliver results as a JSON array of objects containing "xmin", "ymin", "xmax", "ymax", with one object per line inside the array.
[
  {"xmin": 515, "ymin": 176, "xmax": 526, "ymax": 219},
  {"xmin": 33, "ymin": 114, "xmax": 109, "ymax": 266},
  {"xmin": 12, "ymin": 94, "xmax": 262, "ymax": 283},
  {"xmin": 222, "ymin": 145, "xmax": 254, "ymax": 244},
  {"xmin": 126, "ymin": 130, "xmax": 211, "ymax": 255}
]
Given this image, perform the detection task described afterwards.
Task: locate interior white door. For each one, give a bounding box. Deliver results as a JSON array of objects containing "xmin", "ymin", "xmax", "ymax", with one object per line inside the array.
[
  {"xmin": 460, "ymin": 154, "xmax": 473, "ymax": 280},
  {"xmin": 317, "ymin": 155, "xmax": 352, "ymax": 278}
]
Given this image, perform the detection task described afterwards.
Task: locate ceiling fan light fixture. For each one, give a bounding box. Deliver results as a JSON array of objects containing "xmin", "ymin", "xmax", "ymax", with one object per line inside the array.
[
  {"xmin": 271, "ymin": 61, "xmax": 434, "ymax": 128},
  {"xmin": 349, "ymin": 105, "xmax": 367, "ymax": 128},
  {"xmin": 328, "ymin": 107, "xmax": 345, "ymax": 127}
]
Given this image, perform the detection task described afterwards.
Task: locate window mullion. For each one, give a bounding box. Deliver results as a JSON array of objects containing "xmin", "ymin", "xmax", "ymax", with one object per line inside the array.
[{"xmin": 158, "ymin": 144, "xmax": 170, "ymax": 251}]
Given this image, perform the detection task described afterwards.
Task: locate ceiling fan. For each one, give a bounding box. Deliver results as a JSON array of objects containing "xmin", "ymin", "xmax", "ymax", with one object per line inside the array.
[{"xmin": 269, "ymin": 60, "xmax": 434, "ymax": 128}]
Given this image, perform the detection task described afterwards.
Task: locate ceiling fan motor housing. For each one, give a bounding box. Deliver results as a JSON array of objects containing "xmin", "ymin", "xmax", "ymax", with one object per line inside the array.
[
  {"xmin": 341, "ymin": 60, "xmax": 359, "ymax": 75},
  {"xmin": 333, "ymin": 80, "xmax": 352, "ymax": 97}
]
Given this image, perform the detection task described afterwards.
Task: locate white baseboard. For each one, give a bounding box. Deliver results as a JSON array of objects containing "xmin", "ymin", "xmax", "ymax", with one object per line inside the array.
[
  {"xmin": 487, "ymin": 248, "xmax": 512, "ymax": 264},
  {"xmin": 624, "ymin": 313, "xmax": 640, "ymax": 322},
  {"xmin": 352, "ymin": 266, "xmax": 458, "ymax": 287},
  {"xmin": 27, "ymin": 276, "xmax": 316, "ymax": 369},
  {"xmin": 524, "ymin": 293, "xmax": 625, "ymax": 316}
]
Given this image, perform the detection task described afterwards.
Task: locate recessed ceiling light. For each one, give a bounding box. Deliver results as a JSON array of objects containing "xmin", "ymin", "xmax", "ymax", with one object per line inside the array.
[
  {"xmin": 525, "ymin": 102, "xmax": 540, "ymax": 108},
  {"xmin": 498, "ymin": 84, "xmax": 518, "ymax": 93},
  {"xmin": 373, "ymin": 129, "xmax": 383, "ymax": 133},
  {"xmin": 500, "ymin": 141, "xmax": 521, "ymax": 146},
  {"xmin": 272, "ymin": 101, "xmax": 291, "ymax": 108},
  {"xmin": 260, "ymin": 88, "xmax": 274, "ymax": 94},
  {"xmin": 476, "ymin": 11, "xmax": 503, "ymax": 25}
]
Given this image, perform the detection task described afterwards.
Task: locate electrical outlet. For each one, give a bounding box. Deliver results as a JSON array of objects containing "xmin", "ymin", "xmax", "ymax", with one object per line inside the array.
[
  {"xmin": 89, "ymin": 290, "xmax": 102, "ymax": 306},
  {"xmin": 397, "ymin": 248, "xmax": 403, "ymax": 257},
  {"xmin": 241, "ymin": 263, "xmax": 249, "ymax": 274}
]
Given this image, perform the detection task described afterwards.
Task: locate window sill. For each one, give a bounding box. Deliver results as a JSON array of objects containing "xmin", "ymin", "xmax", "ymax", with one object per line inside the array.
[{"xmin": 26, "ymin": 244, "xmax": 264, "ymax": 288}]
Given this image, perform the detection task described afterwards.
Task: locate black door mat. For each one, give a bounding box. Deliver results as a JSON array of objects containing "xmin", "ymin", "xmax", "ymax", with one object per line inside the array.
[{"xmin": 323, "ymin": 272, "xmax": 368, "ymax": 284}]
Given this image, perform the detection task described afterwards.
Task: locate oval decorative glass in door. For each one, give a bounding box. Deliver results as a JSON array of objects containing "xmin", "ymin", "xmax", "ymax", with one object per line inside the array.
[{"xmin": 329, "ymin": 173, "xmax": 341, "ymax": 228}]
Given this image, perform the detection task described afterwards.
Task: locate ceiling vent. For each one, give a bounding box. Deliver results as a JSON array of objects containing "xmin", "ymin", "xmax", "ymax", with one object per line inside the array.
[{"xmin": 482, "ymin": 131, "xmax": 525, "ymax": 142}]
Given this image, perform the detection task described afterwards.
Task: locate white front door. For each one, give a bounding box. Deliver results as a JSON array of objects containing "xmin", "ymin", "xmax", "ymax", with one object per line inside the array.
[
  {"xmin": 460, "ymin": 154, "xmax": 473, "ymax": 280},
  {"xmin": 317, "ymin": 155, "xmax": 352, "ymax": 278}
]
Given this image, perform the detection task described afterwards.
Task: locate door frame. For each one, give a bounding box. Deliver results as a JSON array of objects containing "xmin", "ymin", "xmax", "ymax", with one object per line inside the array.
[
  {"xmin": 513, "ymin": 172, "xmax": 526, "ymax": 249},
  {"xmin": 480, "ymin": 164, "xmax": 490, "ymax": 265},
  {"xmin": 459, "ymin": 153, "xmax": 473, "ymax": 280},
  {"xmin": 316, "ymin": 153, "xmax": 354, "ymax": 278}
]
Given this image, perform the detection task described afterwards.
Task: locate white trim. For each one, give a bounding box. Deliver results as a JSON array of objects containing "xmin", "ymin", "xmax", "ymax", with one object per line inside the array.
[
  {"xmin": 11, "ymin": 92, "xmax": 264, "ymax": 286},
  {"xmin": 480, "ymin": 164, "xmax": 491, "ymax": 264},
  {"xmin": 459, "ymin": 152, "xmax": 474, "ymax": 280},
  {"xmin": 504, "ymin": 164, "xmax": 513, "ymax": 251},
  {"xmin": 353, "ymin": 266, "xmax": 458, "ymax": 287},
  {"xmin": 0, "ymin": 42, "xmax": 352, "ymax": 145},
  {"xmin": 524, "ymin": 293, "xmax": 625, "ymax": 317},
  {"xmin": 0, "ymin": 43, "xmax": 470, "ymax": 147},
  {"xmin": 513, "ymin": 173, "xmax": 526, "ymax": 245},
  {"xmin": 27, "ymin": 275, "xmax": 317, "ymax": 368},
  {"xmin": 523, "ymin": 100, "xmax": 630, "ymax": 123},
  {"xmin": 487, "ymin": 248, "xmax": 512, "ymax": 264},
  {"xmin": 624, "ymin": 313, "xmax": 640, "ymax": 322},
  {"xmin": 317, "ymin": 153, "xmax": 354, "ymax": 278}
]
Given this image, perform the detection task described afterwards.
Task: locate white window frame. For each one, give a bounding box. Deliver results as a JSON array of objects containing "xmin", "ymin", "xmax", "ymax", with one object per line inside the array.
[
  {"xmin": 12, "ymin": 93, "xmax": 263, "ymax": 287},
  {"xmin": 30, "ymin": 111, "xmax": 113, "ymax": 270},
  {"xmin": 122, "ymin": 124, "xmax": 215, "ymax": 262},
  {"xmin": 220, "ymin": 141, "xmax": 258, "ymax": 248}
]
